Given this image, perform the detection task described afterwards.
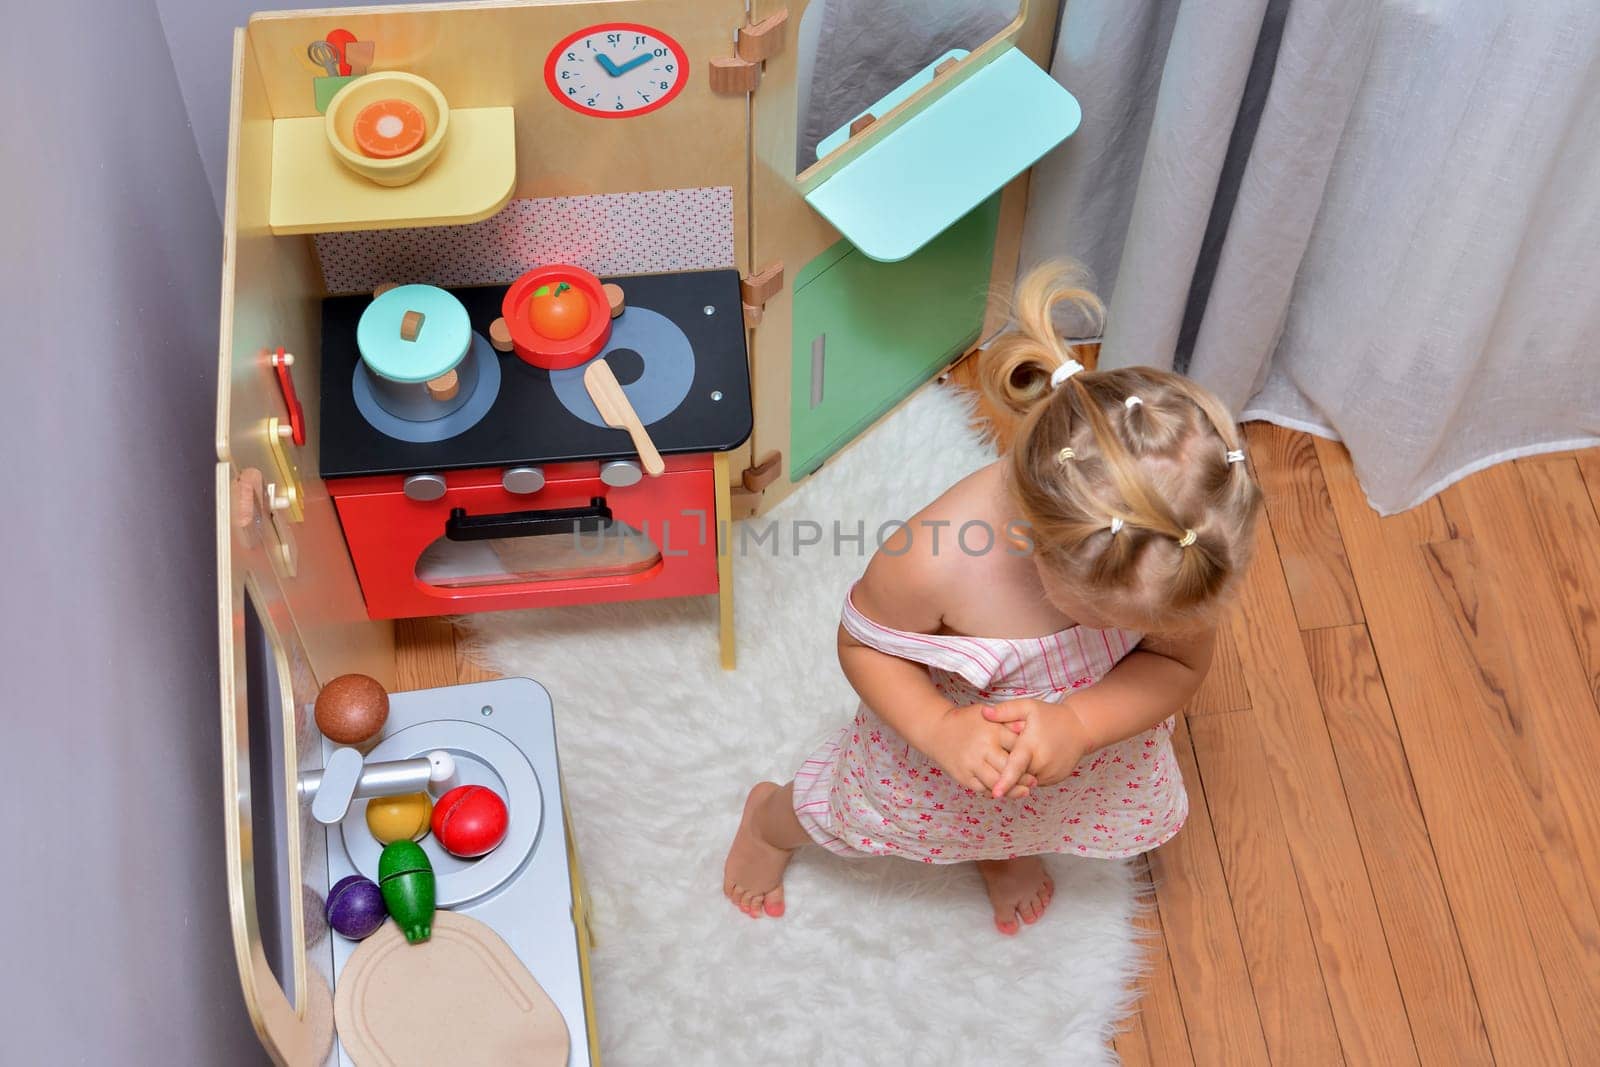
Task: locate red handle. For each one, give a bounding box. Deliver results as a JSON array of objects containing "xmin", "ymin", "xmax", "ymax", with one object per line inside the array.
[
  {"xmin": 272, "ymin": 347, "xmax": 306, "ymax": 446},
  {"xmin": 325, "ymin": 28, "xmax": 356, "ymax": 77}
]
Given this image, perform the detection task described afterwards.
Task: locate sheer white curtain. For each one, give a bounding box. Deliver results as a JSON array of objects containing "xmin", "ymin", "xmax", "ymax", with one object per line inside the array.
[{"xmin": 1023, "ymin": 0, "xmax": 1600, "ymax": 514}]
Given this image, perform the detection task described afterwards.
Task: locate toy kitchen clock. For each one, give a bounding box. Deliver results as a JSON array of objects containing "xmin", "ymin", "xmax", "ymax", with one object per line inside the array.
[{"xmin": 546, "ymin": 23, "xmax": 689, "ymax": 117}]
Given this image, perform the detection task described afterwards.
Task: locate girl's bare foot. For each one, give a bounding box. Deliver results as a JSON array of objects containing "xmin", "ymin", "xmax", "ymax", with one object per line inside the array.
[
  {"xmin": 976, "ymin": 857, "xmax": 1055, "ymax": 935},
  {"xmin": 723, "ymin": 782, "xmax": 802, "ymax": 919}
]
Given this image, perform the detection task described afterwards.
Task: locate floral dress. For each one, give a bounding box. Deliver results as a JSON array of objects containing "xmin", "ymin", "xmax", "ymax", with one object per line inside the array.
[{"xmin": 792, "ymin": 587, "xmax": 1188, "ymax": 862}]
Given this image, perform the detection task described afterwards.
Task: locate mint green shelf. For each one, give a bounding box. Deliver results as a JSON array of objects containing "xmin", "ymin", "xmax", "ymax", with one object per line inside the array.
[
  {"xmin": 804, "ymin": 46, "xmax": 1080, "ymax": 263},
  {"xmin": 814, "ymin": 50, "xmax": 970, "ymax": 161}
]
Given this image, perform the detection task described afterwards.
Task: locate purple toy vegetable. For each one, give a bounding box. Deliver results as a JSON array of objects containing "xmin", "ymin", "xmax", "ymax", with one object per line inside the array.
[{"xmin": 326, "ymin": 874, "xmax": 387, "ymax": 940}]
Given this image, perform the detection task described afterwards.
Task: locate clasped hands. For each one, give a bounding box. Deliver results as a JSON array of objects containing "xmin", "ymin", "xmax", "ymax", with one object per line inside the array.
[{"xmin": 925, "ymin": 697, "xmax": 1094, "ymax": 800}]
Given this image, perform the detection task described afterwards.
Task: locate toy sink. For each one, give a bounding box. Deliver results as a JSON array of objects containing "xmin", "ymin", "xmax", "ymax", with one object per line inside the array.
[
  {"xmin": 323, "ymin": 679, "xmax": 595, "ymax": 1067},
  {"xmin": 215, "ymin": 569, "xmax": 599, "ymax": 1067}
]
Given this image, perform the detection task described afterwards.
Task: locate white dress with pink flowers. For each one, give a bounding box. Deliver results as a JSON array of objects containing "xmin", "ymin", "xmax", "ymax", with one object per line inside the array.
[{"xmin": 792, "ymin": 588, "xmax": 1188, "ymax": 863}]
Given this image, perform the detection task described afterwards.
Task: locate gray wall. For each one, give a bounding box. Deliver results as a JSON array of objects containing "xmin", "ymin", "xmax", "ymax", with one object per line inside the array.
[
  {"xmin": 0, "ymin": 1, "xmax": 267, "ymax": 1062},
  {"xmin": 157, "ymin": 0, "xmax": 418, "ymax": 212}
]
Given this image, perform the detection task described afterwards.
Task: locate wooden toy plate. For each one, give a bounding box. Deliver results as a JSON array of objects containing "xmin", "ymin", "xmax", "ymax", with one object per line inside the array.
[{"xmin": 334, "ymin": 911, "xmax": 570, "ymax": 1067}]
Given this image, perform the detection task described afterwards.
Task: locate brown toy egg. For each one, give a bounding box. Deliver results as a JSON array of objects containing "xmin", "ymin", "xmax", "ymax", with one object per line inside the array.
[
  {"xmin": 366, "ymin": 792, "xmax": 434, "ymax": 844},
  {"xmin": 314, "ymin": 674, "xmax": 390, "ymax": 745}
]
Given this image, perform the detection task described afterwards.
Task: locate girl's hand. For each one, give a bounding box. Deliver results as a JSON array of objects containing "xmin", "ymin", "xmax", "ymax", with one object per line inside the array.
[
  {"xmin": 924, "ymin": 704, "xmax": 1040, "ymax": 799},
  {"xmin": 983, "ymin": 699, "xmax": 1094, "ymax": 797}
]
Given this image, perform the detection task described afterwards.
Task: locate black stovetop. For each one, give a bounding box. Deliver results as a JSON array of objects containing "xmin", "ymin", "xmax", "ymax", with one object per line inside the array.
[{"xmin": 318, "ymin": 269, "xmax": 752, "ymax": 480}]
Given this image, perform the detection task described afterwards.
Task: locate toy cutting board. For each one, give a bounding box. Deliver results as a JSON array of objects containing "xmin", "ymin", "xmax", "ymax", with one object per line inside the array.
[{"xmin": 334, "ymin": 911, "xmax": 570, "ymax": 1066}]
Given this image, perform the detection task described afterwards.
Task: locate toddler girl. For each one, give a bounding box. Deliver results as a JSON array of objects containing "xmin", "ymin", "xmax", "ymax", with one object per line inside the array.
[{"xmin": 723, "ymin": 263, "xmax": 1263, "ymax": 934}]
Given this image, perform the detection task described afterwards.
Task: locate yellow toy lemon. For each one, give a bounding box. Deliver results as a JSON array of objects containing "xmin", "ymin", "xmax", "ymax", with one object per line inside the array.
[{"xmin": 365, "ymin": 792, "xmax": 434, "ymax": 844}]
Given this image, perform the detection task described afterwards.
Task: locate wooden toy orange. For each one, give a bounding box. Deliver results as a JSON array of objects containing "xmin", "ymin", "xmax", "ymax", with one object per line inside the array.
[
  {"xmin": 499, "ymin": 265, "xmax": 610, "ymax": 370},
  {"xmin": 353, "ymin": 98, "xmax": 427, "ymax": 159},
  {"xmin": 526, "ymin": 282, "xmax": 590, "ymax": 340}
]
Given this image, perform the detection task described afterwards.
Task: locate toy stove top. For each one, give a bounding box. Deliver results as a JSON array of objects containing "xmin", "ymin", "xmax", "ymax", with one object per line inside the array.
[
  {"xmin": 325, "ymin": 678, "xmax": 591, "ymax": 1067},
  {"xmin": 319, "ymin": 269, "xmax": 752, "ymax": 480}
]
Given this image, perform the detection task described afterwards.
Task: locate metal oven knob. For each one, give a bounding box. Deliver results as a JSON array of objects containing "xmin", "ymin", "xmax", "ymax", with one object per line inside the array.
[
  {"xmin": 402, "ymin": 473, "xmax": 448, "ymax": 502},
  {"xmin": 501, "ymin": 466, "xmax": 546, "ymax": 494},
  {"xmin": 599, "ymin": 460, "xmax": 642, "ymax": 487}
]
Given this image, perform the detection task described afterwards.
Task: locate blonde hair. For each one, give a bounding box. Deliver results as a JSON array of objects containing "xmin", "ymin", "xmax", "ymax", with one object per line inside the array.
[{"xmin": 980, "ymin": 262, "xmax": 1263, "ymax": 626}]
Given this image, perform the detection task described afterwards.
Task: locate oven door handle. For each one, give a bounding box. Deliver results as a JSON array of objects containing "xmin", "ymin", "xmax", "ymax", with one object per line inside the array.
[{"xmin": 445, "ymin": 498, "xmax": 614, "ymax": 542}]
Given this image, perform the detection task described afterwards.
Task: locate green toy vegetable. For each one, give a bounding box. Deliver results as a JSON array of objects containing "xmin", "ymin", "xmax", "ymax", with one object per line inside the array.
[{"xmin": 378, "ymin": 840, "xmax": 436, "ymax": 944}]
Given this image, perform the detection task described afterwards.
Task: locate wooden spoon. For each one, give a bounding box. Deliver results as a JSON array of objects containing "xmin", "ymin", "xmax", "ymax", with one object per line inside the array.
[{"xmin": 583, "ymin": 359, "xmax": 664, "ymax": 477}]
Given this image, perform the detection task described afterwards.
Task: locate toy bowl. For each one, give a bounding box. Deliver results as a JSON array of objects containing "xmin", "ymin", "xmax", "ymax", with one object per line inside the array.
[
  {"xmin": 501, "ymin": 265, "xmax": 611, "ymax": 370},
  {"xmin": 325, "ymin": 72, "xmax": 450, "ymax": 188}
]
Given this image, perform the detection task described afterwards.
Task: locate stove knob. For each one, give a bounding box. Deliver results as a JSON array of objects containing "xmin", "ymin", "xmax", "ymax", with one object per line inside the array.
[
  {"xmin": 600, "ymin": 460, "xmax": 643, "ymax": 488},
  {"xmin": 402, "ymin": 473, "xmax": 448, "ymax": 502},
  {"xmin": 501, "ymin": 466, "xmax": 545, "ymax": 495}
]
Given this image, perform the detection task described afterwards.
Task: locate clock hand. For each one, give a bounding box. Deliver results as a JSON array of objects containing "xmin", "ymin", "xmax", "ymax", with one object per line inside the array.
[
  {"xmin": 614, "ymin": 52, "xmax": 655, "ymax": 75},
  {"xmin": 595, "ymin": 53, "xmax": 623, "ymax": 76}
]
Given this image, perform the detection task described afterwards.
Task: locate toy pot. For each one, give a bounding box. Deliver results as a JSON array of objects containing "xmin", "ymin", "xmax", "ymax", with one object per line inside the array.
[
  {"xmin": 500, "ymin": 265, "xmax": 610, "ymax": 370},
  {"xmin": 324, "ymin": 72, "xmax": 450, "ymax": 188},
  {"xmin": 358, "ymin": 284, "xmax": 478, "ymax": 422}
]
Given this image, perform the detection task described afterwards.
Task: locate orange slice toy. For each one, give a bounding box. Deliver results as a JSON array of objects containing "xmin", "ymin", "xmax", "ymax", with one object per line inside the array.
[{"xmin": 353, "ymin": 98, "xmax": 427, "ymax": 159}]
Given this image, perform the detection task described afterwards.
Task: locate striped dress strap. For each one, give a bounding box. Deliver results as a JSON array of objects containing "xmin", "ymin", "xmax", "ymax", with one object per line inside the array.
[{"xmin": 840, "ymin": 585, "xmax": 1002, "ymax": 689}]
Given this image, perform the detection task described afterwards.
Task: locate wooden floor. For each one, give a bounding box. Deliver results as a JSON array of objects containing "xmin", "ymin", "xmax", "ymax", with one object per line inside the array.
[
  {"xmin": 1111, "ymin": 428, "xmax": 1600, "ymax": 1067},
  {"xmin": 398, "ymin": 418, "xmax": 1600, "ymax": 1066}
]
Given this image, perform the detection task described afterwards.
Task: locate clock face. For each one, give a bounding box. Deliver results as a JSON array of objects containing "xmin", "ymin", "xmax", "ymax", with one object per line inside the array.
[{"xmin": 545, "ymin": 23, "xmax": 689, "ymax": 118}]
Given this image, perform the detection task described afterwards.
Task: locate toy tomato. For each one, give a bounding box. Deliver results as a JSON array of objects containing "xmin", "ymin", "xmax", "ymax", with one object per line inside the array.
[
  {"xmin": 527, "ymin": 281, "xmax": 591, "ymax": 341},
  {"xmin": 431, "ymin": 785, "xmax": 509, "ymax": 858}
]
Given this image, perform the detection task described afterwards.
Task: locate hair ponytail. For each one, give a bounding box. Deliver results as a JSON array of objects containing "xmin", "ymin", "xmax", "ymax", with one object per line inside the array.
[{"xmin": 978, "ymin": 261, "xmax": 1104, "ymax": 419}]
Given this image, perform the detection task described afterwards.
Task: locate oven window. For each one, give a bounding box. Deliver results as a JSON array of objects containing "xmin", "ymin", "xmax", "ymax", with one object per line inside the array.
[
  {"xmin": 416, "ymin": 514, "xmax": 663, "ymax": 588},
  {"xmin": 243, "ymin": 590, "xmax": 297, "ymax": 1006}
]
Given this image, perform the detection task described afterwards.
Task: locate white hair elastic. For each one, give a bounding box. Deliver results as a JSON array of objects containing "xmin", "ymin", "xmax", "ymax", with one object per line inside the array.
[
  {"xmin": 1109, "ymin": 517, "xmax": 1125, "ymax": 535},
  {"xmin": 1177, "ymin": 529, "xmax": 1197, "ymax": 548},
  {"xmin": 1124, "ymin": 396, "xmax": 1144, "ymax": 410},
  {"xmin": 1226, "ymin": 449, "xmax": 1246, "ymax": 464},
  {"xmin": 1056, "ymin": 447, "xmax": 1076, "ymax": 464},
  {"xmin": 1049, "ymin": 359, "xmax": 1086, "ymax": 390}
]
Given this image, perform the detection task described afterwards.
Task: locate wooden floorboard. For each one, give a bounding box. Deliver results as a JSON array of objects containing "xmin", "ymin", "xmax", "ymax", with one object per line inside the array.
[
  {"xmin": 1148, "ymin": 713, "xmax": 1273, "ymax": 1066},
  {"xmin": 1303, "ymin": 624, "xmax": 1493, "ymax": 1066},
  {"xmin": 1317, "ymin": 438, "xmax": 1570, "ymax": 1064},
  {"xmin": 1435, "ymin": 468, "xmax": 1600, "ymax": 1056},
  {"xmin": 393, "ymin": 617, "xmax": 459, "ymax": 691},
  {"xmin": 1114, "ymin": 858, "xmax": 1194, "ymax": 1067},
  {"xmin": 1516, "ymin": 457, "xmax": 1600, "ymax": 708},
  {"xmin": 1189, "ymin": 709, "xmax": 1344, "ymax": 1064},
  {"xmin": 1245, "ymin": 423, "xmax": 1364, "ymax": 630},
  {"xmin": 397, "ymin": 426, "xmax": 1600, "ymax": 1066},
  {"xmin": 1227, "ymin": 505, "xmax": 1416, "ymax": 1065}
]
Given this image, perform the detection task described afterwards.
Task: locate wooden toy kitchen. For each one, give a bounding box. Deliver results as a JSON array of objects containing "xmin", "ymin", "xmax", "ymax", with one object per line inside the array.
[{"xmin": 214, "ymin": 2, "xmax": 1075, "ymax": 1064}]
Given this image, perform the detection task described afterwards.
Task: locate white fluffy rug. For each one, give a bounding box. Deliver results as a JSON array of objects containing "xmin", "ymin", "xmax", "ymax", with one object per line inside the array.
[{"xmin": 461, "ymin": 385, "xmax": 1142, "ymax": 1066}]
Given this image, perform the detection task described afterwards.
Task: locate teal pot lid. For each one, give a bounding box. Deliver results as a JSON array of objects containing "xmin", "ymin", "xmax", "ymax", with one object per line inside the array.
[{"xmin": 357, "ymin": 284, "xmax": 471, "ymax": 383}]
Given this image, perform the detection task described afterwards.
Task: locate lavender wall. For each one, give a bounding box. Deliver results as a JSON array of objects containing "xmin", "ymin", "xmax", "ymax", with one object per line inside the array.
[
  {"xmin": 157, "ymin": 0, "xmax": 414, "ymax": 211},
  {"xmin": 0, "ymin": 1, "xmax": 266, "ymax": 1061}
]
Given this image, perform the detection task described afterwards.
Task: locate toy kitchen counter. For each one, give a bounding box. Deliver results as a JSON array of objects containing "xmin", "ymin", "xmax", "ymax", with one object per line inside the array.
[{"xmin": 318, "ymin": 268, "xmax": 751, "ymax": 640}]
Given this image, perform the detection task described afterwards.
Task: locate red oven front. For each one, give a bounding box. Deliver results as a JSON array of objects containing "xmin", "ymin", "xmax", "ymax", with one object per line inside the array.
[{"xmin": 328, "ymin": 455, "xmax": 719, "ymax": 619}]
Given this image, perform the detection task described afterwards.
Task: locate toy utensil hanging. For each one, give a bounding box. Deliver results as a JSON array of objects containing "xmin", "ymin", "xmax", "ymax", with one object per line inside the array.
[
  {"xmin": 307, "ymin": 40, "xmax": 341, "ymax": 77},
  {"xmin": 584, "ymin": 358, "xmax": 664, "ymax": 477}
]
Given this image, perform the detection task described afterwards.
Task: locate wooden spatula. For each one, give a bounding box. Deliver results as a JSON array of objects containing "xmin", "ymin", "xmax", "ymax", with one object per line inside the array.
[{"xmin": 584, "ymin": 358, "xmax": 664, "ymax": 477}]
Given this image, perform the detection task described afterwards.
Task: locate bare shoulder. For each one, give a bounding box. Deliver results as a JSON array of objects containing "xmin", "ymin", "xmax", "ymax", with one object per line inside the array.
[{"xmin": 855, "ymin": 463, "xmax": 1007, "ymax": 633}]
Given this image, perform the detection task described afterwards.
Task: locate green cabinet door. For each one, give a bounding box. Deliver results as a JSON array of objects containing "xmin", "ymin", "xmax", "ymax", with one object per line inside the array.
[{"xmin": 789, "ymin": 196, "xmax": 1001, "ymax": 480}]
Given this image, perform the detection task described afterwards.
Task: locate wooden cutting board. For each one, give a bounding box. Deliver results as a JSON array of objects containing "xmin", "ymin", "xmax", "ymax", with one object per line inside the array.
[{"xmin": 334, "ymin": 911, "xmax": 571, "ymax": 1066}]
